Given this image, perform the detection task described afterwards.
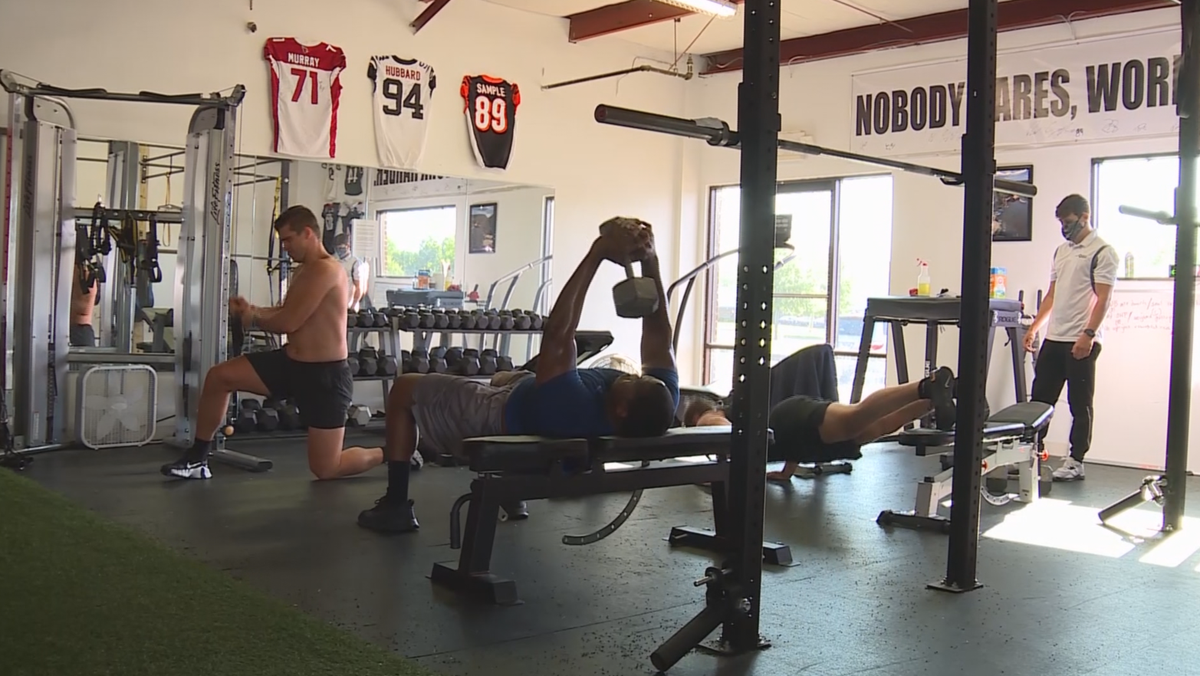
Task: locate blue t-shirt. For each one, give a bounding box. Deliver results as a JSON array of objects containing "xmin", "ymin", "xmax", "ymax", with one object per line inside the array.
[{"xmin": 504, "ymin": 367, "xmax": 680, "ymax": 437}]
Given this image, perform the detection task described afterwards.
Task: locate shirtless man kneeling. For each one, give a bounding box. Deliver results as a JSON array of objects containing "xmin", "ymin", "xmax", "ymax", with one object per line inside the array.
[{"xmin": 160, "ymin": 206, "xmax": 383, "ymax": 481}]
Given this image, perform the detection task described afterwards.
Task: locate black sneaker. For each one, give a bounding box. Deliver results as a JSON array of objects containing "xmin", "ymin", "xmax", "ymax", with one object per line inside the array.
[
  {"xmin": 926, "ymin": 366, "xmax": 957, "ymax": 432},
  {"xmin": 357, "ymin": 497, "xmax": 420, "ymax": 533},
  {"xmin": 160, "ymin": 456, "xmax": 212, "ymax": 480}
]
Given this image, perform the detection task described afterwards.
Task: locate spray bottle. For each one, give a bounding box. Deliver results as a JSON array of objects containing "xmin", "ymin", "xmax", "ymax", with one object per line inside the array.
[{"xmin": 917, "ymin": 259, "xmax": 931, "ymax": 297}]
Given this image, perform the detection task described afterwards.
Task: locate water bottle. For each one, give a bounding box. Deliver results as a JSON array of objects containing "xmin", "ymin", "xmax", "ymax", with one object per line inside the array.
[
  {"xmin": 917, "ymin": 260, "xmax": 931, "ymax": 297},
  {"xmin": 1124, "ymin": 252, "xmax": 1135, "ymax": 279}
]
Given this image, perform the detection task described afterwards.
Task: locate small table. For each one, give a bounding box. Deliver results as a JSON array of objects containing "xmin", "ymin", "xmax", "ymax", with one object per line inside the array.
[{"xmin": 849, "ymin": 296, "xmax": 1028, "ymax": 406}]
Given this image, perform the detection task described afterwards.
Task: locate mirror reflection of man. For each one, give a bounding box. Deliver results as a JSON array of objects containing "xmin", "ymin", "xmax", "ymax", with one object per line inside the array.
[
  {"xmin": 333, "ymin": 233, "xmax": 369, "ymax": 310},
  {"xmin": 69, "ymin": 262, "xmax": 98, "ymax": 347}
]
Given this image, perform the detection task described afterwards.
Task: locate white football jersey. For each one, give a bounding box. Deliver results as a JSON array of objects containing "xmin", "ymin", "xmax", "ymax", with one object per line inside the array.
[
  {"xmin": 264, "ymin": 38, "xmax": 346, "ymax": 159},
  {"xmin": 367, "ymin": 55, "xmax": 436, "ymax": 169}
]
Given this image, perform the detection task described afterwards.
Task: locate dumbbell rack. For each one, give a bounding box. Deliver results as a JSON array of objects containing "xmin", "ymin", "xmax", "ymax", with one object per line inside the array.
[{"xmin": 348, "ymin": 324, "xmax": 401, "ymax": 403}]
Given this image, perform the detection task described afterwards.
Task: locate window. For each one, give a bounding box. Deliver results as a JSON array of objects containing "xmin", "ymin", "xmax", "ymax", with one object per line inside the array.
[
  {"xmin": 379, "ymin": 205, "xmax": 457, "ymax": 278},
  {"xmin": 539, "ymin": 196, "xmax": 554, "ymax": 314},
  {"xmin": 1092, "ymin": 154, "xmax": 1189, "ymax": 279},
  {"xmin": 703, "ymin": 175, "xmax": 894, "ymax": 400}
]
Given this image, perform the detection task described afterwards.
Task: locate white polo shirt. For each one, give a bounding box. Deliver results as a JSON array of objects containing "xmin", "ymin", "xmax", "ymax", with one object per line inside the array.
[
  {"xmin": 339, "ymin": 253, "xmax": 365, "ymax": 309},
  {"xmin": 1046, "ymin": 231, "xmax": 1119, "ymax": 342}
]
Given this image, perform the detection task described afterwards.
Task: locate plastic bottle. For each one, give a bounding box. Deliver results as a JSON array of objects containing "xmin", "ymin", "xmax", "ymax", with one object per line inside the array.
[
  {"xmin": 1124, "ymin": 252, "xmax": 1135, "ymax": 279},
  {"xmin": 917, "ymin": 260, "xmax": 931, "ymax": 297}
]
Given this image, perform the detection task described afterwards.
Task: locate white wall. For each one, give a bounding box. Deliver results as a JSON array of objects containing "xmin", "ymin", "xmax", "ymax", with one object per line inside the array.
[
  {"xmin": 0, "ymin": 0, "xmax": 689, "ymax": 360},
  {"xmin": 686, "ymin": 8, "xmax": 1181, "ymax": 453}
]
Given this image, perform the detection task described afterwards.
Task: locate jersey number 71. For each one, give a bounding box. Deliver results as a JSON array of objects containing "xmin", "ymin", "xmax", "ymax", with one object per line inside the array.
[
  {"xmin": 474, "ymin": 95, "xmax": 508, "ymax": 134},
  {"xmin": 382, "ymin": 79, "xmax": 426, "ymax": 119}
]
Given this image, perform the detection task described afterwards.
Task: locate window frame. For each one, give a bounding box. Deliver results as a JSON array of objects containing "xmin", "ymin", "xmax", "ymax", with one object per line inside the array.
[
  {"xmin": 1090, "ymin": 151, "xmax": 1182, "ymax": 281},
  {"xmin": 375, "ymin": 203, "xmax": 459, "ymax": 280},
  {"xmin": 701, "ymin": 175, "xmax": 892, "ymax": 387}
]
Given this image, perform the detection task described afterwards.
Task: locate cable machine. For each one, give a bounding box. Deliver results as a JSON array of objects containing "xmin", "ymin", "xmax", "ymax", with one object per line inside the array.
[
  {"xmin": 594, "ymin": 0, "xmax": 1021, "ymax": 669},
  {"xmin": 0, "ymin": 70, "xmax": 244, "ymax": 452}
]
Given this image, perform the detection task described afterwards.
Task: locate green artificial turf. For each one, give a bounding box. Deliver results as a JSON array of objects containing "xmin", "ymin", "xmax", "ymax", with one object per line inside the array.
[{"xmin": 0, "ymin": 467, "xmax": 438, "ymax": 676}]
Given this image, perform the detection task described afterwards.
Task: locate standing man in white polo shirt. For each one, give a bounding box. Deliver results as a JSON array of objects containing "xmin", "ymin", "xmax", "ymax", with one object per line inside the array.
[{"xmin": 1023, "ymin": 194, "xmax": 1119, "ymax": 481}]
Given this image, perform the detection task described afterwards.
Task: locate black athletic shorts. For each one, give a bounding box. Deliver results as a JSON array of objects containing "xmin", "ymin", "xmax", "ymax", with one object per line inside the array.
[
  {"xmin": 768, "ymin": 395, "xmax": 863, "ymax": 464},
  {"xmin": 70, "ymin": 323, "xmax": 96, "ymax": 347},
  {"xmin": 245, "ymin": 349, "xmax": 354, "ymax": 429}
]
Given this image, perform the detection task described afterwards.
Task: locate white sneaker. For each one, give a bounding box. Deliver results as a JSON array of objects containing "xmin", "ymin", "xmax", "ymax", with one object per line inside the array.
[{"xmin": 1052, "ymin": 457, "xmax": 1085, "ymax": 482}]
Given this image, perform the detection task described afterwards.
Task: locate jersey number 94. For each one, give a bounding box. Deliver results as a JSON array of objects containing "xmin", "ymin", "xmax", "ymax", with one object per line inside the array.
[
  {"xmin": 473, "ymin": 96, "xmax": 508, "ymax": 134},
  {"xmin": 382, "ymin": 78, "xmax": 426, "ymax": 119}
]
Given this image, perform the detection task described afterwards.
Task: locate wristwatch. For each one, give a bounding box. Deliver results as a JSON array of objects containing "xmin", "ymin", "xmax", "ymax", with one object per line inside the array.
[{"xmin": 1083, "ymin": 328, "xmax": 1096, "ymax": 338}]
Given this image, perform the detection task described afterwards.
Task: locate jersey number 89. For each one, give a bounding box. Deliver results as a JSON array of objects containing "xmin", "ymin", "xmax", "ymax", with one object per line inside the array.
[{"xmin": 473, "ymin": 96, "xmax": 508, "ymax": 134}]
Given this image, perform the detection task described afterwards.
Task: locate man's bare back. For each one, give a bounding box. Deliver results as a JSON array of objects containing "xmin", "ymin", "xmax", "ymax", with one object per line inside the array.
[
  {"xmin": 283, "ymin": 257, "xmax": 349, "ymax": 363},
  {"xmin": 71, "ymin": 264, "xmax": 97, "ymax": 325}
]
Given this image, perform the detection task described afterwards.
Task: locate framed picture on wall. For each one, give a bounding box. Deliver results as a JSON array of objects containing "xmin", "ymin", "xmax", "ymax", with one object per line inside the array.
[
  {"xmin": 470, "ymin": 203, "xmax": 498, "ymax": 254},
  {"xmin": 992, "ymin": 165, "xmax": 1034, "ymax": 242}
]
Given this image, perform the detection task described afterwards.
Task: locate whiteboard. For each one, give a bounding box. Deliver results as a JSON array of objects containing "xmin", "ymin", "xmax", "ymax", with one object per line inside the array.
[{"xmin": 1087, "ymin": 280, "xmax": 1200, "ymax": 474}]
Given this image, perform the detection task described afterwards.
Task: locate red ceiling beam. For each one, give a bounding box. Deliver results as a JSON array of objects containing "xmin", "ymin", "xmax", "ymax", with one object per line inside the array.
[
  {"xmin": 411, "ymin": 0, "xmax": 451, "ymax": 33},
  {"xmin": 569, "ymin": 0, "xmax": 745, "ymax": 42},
  {"xmin": 701, "ymin": 0, "xmax": 1177, "ymax": 75}
]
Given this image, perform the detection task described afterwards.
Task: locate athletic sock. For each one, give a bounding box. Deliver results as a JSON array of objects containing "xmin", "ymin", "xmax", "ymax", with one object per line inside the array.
[
  {"xmin": 184, "ymin": 438, "xmax": 213, "ymax": 463},
  {"xmin": 386, "ymin": 460, "xmax": 411, "ymax": 504}
]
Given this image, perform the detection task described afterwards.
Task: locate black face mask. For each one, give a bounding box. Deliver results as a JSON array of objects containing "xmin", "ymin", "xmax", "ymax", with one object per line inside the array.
[{"xmin": 1061, "ymin": 219, "xmax": 1084, "ymax": 241}]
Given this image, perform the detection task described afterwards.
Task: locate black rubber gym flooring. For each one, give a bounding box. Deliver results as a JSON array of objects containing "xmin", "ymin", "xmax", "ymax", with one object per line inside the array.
[{"xmin": 22, "ymin": 434, "xmax": 1200, "ymax": 676}]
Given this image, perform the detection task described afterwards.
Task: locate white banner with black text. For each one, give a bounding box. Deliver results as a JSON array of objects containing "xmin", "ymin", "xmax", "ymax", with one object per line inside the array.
[{"xmin": 849, "ymin": 31, "xmax": 1184, "ymax": 157}]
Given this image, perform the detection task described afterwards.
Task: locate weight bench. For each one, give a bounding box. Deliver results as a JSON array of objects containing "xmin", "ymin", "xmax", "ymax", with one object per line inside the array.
[
  {"xmin": 877, "ymin": 401, "xmax": 1054, "ymax": 533},
  {"xmin": 430, "ymin": 426, "xmax": 791, "ymax": 606}
]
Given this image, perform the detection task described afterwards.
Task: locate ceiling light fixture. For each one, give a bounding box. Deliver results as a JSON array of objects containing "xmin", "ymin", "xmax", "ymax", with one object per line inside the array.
[{"xmin": 657, "ymin": 0, "xmax": 738, "ymax": 19}]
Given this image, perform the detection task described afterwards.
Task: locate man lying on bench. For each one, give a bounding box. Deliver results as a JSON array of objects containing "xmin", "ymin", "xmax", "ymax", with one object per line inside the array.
[
  {"xmin": 357, "ymin": 218, "xmax": 681, "ymax": 533},
  {"xmin": 685, "ymin": 367, "xmax": 958, "ymax": 481}
]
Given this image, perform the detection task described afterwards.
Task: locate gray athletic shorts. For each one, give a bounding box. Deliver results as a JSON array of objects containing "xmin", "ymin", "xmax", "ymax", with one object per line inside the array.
[{"xmin": 412, "ymin": 373, "xmax": 525, "ymax": 460}]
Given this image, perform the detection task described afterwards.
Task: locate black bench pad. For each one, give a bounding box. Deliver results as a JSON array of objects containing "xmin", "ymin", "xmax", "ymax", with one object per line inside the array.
[
  {"xmin": 898, "ymin": 401, "xmax": 1054, "ymax": 451},
  {"xmin": 463, "ymin": 426, "xmax": 748, "ymax": 473}
]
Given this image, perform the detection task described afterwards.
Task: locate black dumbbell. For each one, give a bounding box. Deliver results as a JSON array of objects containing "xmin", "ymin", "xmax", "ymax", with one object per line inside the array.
[
  {"xmin": 416, "ymin": 310, "xmax": 433, "ymax": 328},
  {"xmin": 358, "ymin": 346, "xmax": 379, "ymax": 376},
  {"xmin": 347, "ymin": 404, "xmax": 372, "ymax": 427},
  {"xmin": 358, "ymin": 309, "xmax": 374, "ymax": 328},
  {"xmin": 513, "ymin": 311, "xmax": 532, "ymax": 330},
  {"xmin": 234, "ymin": 399, "xmax": 260, "ymax": 434},
  {"xmin": 455, "ymin": 348, "xmax": 481, "ymax": 376},
  {"xmin": 498, "ymin": 312, "xmax": 515, "ymax": 330},
  {"xmin": 461, "ymin": 312, "xmax": 477, "ymax": 329},
  {"xmin": 347, "ymin": 310, "xmax": 359, "ymax": 328},
  {"xmin": 497, "ymin": 355, "xmax": 514, "ymax": 372},
  {"xmin": 276, "ymin": 399, "xmax": 302, "ymax": 430},
  {"xmin": 379, "ymin": 352, "xmax": 398, "ymax": 376},
  {"xmin": 255, "ymin": 401, "xmax": 280, "ymax": 432},
  {"xmin": 401, "ymin": 349, "xmax": 413, "ymax": 373},
  {"xmin": 373, "ymin": 311, "xmax": 388, "ymax": 327},
  {"xmin": 479, "ymin": 349, "xmax": 498, "ymax": 376},
  {"xmin": 444, "ymin": 347, "xmax": 464, "ymax": 370},
  {"xmin": 486, "ymin": 312, "xmax": 502, "ymax": 330},
  {"xmin": 447, "ymin": 309, "xmax": 463, "ymax": 329},
  {"xmin": 346, "ymin": 355, "xmax": 359, "ymax": 375},
  {"xmin": 600, "ymin": 217, "xmax": 660, "ymax": 318},
  {"xmin": 528, "ymin": 311, "xmax": 544, "ymax": 330},
  {"xmin": 403, "ymin": 310, "xmax": 421, "ymax": 329},
  {"xmin": 429, "ymin": 346, "xmax": 449, "ymax": 373},
  {"xmin": 433, "ymin": 308, "xmax": 450, "ymax": 329},
  {"xmin": 410, "ymin": 349, "xmax": 431, "ymax": 374}
]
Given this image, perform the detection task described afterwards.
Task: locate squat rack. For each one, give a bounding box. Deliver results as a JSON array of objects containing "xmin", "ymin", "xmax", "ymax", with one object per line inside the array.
[
  {"xmin": 1, "ymin": 70, "xmax": 244, "ymax": 451},
  {"xmin": 596, "ymin": 0, "xmax": 1022, "ymax": 669},
  {"xmin": 1099, "ymin": 0, "xmax": 1199, "ymax": 533}
]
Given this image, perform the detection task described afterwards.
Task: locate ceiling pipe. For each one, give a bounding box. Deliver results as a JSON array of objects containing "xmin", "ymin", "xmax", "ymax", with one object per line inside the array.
[{"xmin": 542, "ymin": 56, "xmax": 694, "ymax": 90}]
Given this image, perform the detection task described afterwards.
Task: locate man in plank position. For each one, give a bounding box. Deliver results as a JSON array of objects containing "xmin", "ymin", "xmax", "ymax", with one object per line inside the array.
[
  {"xmin": 160, "ymin": 206, "xmax": 383, "ymax": 481},
  {"xmin": 357, "ymin": 218, "xmax": 681, "ymax": 533},
  {"xmin": 684, "ymin": 368, "xmax": 957, "ymax": 481}
]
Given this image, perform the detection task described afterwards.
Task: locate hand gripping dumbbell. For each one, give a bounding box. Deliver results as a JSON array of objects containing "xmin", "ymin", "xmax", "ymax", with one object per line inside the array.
[
  {"xmin": 358, "ymin": 309, "xmax": 375, "ymax": 328},
  {"xmin": 358, "ymin": 346, "xmax": 379, "ymax": 376},
  {"xmin": 409, "ymin": 349, "xmax": 431, "ymax": 374},
  {"xmin": 257, "ymin": 398, "xmax": 282, "ymax": 432},
  {"xmin": 479, "ymin": 349, "xmax": 499, "ymax": 376},
  {"xmin": 498, "ymin": 311, "xmax": 515, "ymax": 330},
  {"xmin": 455, "ymin": 348, "xmax": 481, "ymax": 376},
  {"xmin": 447, "ymin": 309, "xmax": 463, "ymax": 329},
  {"xmin": 378, "ymin": 350, "xmax": 398, "ymax": 376},
  {"xmin": 599, "ymin": 217, "xmax": 660, "ymax": 318},
  {"xmin": 347, "ymin": 310, "xmax": 359, "ymax": 328}
]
